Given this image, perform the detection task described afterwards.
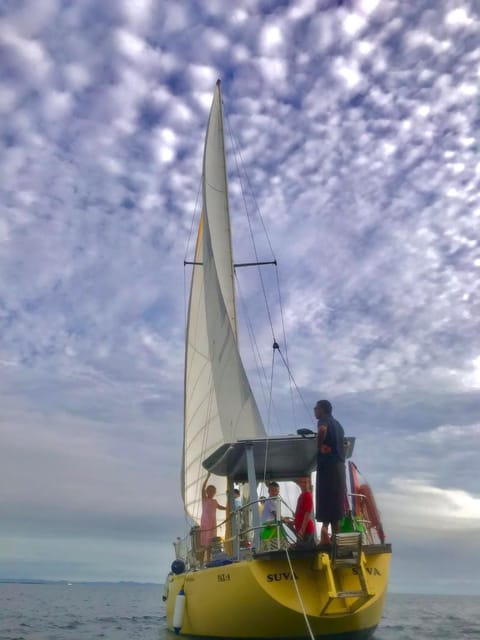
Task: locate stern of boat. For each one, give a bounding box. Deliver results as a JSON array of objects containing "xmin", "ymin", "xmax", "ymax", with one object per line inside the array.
[{"xmin": 165, "ymin": 538, "xmax": 391, "ymax": 639}]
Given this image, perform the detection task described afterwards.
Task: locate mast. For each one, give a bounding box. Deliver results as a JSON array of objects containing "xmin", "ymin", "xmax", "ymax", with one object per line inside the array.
[
  {"xmin": 183, "ymin": 81, "xmax": 266, "ymax": 523},
  {"xmin": 202, "ymin": 80, "xmax": 238, "ymax": 338}
]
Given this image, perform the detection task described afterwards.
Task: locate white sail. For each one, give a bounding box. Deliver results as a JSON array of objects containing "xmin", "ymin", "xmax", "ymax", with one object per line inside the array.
[{"xmin": 183, "ymin": 81, "xmax": 266, "ymax": 522}]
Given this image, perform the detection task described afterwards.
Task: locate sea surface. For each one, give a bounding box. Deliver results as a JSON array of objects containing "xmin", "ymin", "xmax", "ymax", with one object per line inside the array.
[{"xmin": 1, "ymin": 583, "xmax": 479, "ymax": 640}]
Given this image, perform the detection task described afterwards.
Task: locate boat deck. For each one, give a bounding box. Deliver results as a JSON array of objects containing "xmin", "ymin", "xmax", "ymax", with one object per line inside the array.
[{"xmin": 254, "ymin": 542, "xmax": 392, "ymax": 560}]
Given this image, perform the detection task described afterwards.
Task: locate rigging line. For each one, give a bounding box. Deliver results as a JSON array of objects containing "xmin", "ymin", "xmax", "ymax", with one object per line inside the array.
[
  {"xmin": 183, "ymin": 267, "xmax": 187, "ymax": 347},
  {"xmin": 238, "ymin": 280, "xmax": 280, "ymax": 436},
  {"xmin": 235, "ymin": 275, "xmax": 282, "ymax": 489},
  {"xmin": 183, "ymin": 179, "xmax": 203, "ymax": 331},
  {"xmin": 184, "ymin": 179, "xmax": 202, "ymax": 265},
  {"xmin": 262, "ymin": 436, "xmax": 270, "ymax": 489},
  {"xmin": 261, "ymin": 345, "xmax": 277, "ymax": 486},
  {"xmin": 237, "ymin": 275, "xmax": 283, "ymax": 437},
  {"xmin": 225, "ymin": 114, "xmax": 276, "ymax": 343},
  {"xmin": 200, "ymin": 382, "xmax": 216, "ymax": 460},
  {"xmin": 267, "ymin": 346, "xmax": 276, "ymax": 434},
  {"xmin": 224, "ymin": 113, "xmax": 277, "ymax": 261},
  {"xmin": 195, "ymin": 379, "xmax": 218, "ymax": 522},
  {"xmin": 234, "ymin": 273, "xmax": 276, "ymax": 434},
  {"xmin": 274, "ymin": 267, "xmax": 297, "ymax": 428},
  {"xmin": 276, "ymin": 346, "xmax": 316, "ymax": 428},
  {"xmin": 284, "ymin": 548, "xmax": 315, "ymax": 640}
]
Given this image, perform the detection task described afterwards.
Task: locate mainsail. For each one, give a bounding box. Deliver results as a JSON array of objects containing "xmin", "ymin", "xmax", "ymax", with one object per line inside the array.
[{"xmin": 183, "ymin": 81, "xmax": 266, "ymax": 522}]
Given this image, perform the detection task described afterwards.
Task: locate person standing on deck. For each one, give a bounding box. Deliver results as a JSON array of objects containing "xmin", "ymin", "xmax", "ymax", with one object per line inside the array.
[
  {"xmin": 260, "ymin": 482, "xmax": 280, "ymax": 524},
  {"xmin": 314, "ymin": 399, "xmax": 347, "ymax": 544},
  {"xmin": 233, "ymin": 488, "xmax": 242, "ymax": 511},
  {"xmin": 200, "ymin": 472, "xmax": 226, "ymax": 560},
  {"xmin": 293, "ymin": 476, "xmax": 316, "ymax": 548}
]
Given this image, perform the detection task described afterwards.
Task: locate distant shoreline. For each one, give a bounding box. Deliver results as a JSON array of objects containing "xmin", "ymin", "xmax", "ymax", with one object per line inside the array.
[{"xmin": 0, "ymin": 579, "xmax": 161, "ymax": 585}]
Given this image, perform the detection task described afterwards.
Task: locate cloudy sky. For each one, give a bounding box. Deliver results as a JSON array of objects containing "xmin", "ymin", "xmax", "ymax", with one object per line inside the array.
[{"xmin": 1, "ymin": 0, "xmax": 479, "ymax": 595}]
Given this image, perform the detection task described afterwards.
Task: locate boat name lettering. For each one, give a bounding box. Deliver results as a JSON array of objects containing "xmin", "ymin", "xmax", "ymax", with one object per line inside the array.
[
  {"xmin": 266, "ymin": 571, "xmax": 299, "ymax": 582},
  {"xmin": 352, "ymin": 567, "xmax": 381, "ymax": 576},
  {"xmin": 217, "ymin": 573, "xmax": 231, "ymax": 582}
]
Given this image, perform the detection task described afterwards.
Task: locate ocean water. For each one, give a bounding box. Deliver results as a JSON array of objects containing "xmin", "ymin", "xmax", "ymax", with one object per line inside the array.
[{"xmin": 1, "ymin": 583, "xmax": 479, "ymax": 640}]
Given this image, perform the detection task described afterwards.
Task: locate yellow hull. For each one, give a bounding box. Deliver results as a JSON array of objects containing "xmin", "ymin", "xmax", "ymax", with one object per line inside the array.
[{"xmin": 165, "ymin": 546, "xmax": 391, "ymax": 639}]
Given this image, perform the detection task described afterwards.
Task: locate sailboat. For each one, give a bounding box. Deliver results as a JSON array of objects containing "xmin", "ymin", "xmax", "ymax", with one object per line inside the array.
[{"xmin": 163, "ymin": 80, "xmax": 391, "ymax": 639}]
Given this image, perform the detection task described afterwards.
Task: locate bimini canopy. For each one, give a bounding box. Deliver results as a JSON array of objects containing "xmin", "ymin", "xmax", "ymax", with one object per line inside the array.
[{"xmin": 202, "ymin": 435, "xmax": 356, "ymax": 483}]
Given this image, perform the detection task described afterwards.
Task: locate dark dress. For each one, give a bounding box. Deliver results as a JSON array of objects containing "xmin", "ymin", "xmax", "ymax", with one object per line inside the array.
[{"xmin": 315, "ymin": 415, "xmax": 347, "ymax": 523}]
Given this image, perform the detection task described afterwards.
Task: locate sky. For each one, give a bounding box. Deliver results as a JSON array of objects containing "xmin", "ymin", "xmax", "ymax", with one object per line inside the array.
[{"xmin": 1, "ymin": 0, "xmax": 479, "ymax": 596}]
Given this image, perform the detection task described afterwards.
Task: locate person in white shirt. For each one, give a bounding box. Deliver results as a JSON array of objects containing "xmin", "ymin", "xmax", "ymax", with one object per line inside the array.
[{"xmin": 261, "ymin": 482, "xmax": 280, "ymax": 523}]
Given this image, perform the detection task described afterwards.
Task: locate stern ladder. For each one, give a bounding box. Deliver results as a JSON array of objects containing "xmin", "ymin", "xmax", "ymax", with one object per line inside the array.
[{"xmin": 320, "ymin": 532, "xmax": 374, "ymax": 615}]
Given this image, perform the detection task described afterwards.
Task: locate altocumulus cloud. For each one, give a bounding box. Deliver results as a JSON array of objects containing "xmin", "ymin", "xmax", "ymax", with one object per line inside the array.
[{"xmin": 0, "ymin": 0, "xmax": 479, "ymax": 592}]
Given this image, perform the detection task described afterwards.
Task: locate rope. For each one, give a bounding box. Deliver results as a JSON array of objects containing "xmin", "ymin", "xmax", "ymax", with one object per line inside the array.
[
  {"xmin": 183, "ymin": 181, "xmax": 202, "ymax": 542},
  {"xmin": 183, "ymin": 179, "xmax": 202, "ymax": 329},
  {"xmin": 225, "ymin": 113, "xmax": 277, "ymax": 343},
  {"xmin": 183, "ymin": 177, "xmax": 207, "ymax": 527},
  {"xmin": 234, "ymin": 273, "xmax": 272, "ymax": 427},
  {"xmin": 225, "ymin": 111, "xmax": 314, "ymax": 433},
  {"xmin": 276, "ymin": 345, "xmax": 316, "ymax": 428},
  {"xmin": 284, "ymin": 547, "xmax": 315, "ymax": 640},
  {"xmin": 225, "ymin": 113, "xmax": 277, "ymax": 259},
  {"xmin": 224, "ymin": 116, "xmax": 296, "ymax": 486},
  {"xmin": 274, "ymin": 267, "xmax": 297, "ymax": 427},
  {"xmin": 268, "ymin": 345, "xmax": 276, "ymax": 432}
]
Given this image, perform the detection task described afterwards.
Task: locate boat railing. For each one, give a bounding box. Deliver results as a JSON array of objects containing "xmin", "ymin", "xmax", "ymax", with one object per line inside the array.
[
  {"xmin": 229, "ymin": 496, "xmax": 296, "ymax": 556},
  {"xmin": 176, "ymin": 496, "xmax": 297, "ymax": 569},
  {"xmin": 347, "ymin": 492, "xmax": 378, "ymax": 544},
  {"xmin": 175, "ymin": 490, "xmax": 383, "ymax": 570}
]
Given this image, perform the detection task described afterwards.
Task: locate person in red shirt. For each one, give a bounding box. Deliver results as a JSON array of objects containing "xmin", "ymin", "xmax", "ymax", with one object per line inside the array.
[{"xmin": 292, "ymin": 476, "xmax": 316, "ymax": 549}]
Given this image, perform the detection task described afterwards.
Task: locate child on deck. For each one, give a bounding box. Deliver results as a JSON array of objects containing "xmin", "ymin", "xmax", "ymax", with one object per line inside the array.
[
  {"xmin": 200, "ymin": 472, "xmax": 226, "ymax": 560},
  {"xmin": 284, "ymin": 476, "xmax": 316, "ymax": 549}
]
